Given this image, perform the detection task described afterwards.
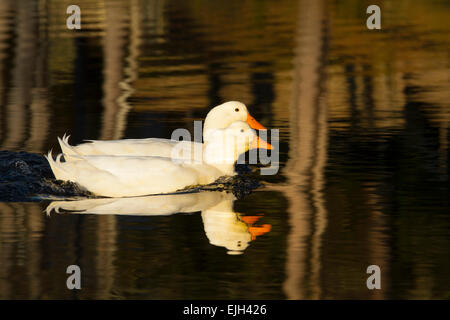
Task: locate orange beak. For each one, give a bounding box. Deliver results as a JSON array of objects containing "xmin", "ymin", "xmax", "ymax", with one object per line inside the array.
[
  {"xmin": 246, "ymin": 113, "xmax": 267, "ymax": 130},
  {"xmin": 250, "ymin": 135, "xmax": 273, "ymax": 150}
]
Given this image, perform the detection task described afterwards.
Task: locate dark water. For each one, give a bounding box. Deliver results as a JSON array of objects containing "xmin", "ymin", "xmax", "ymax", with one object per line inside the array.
[{"xmin": 0, "ymin": 0, "xmax": 449, "ymax": 299}]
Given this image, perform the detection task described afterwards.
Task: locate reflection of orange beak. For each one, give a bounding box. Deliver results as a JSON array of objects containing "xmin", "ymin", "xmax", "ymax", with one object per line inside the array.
[
  {"xmin": 250, "ymin": 135, "xmax": 273, "ymax": 150},
  {"xmin": 241, "ymin": 216, "xmax": 260, "ymax": 225},
  {"xmin": 242, "ymin": 216, "xmax": 272, "ymax": 241},
  {"xmin": 241, "ymin": 216, "xmax": 272, "ymax": 241},
  {"xmin": 248, "ymin": 225, "xmax": 272, "ymax": 241},
  {"xmin": 246, "ymin": 113, "xmax": 266, "ymax": 130}
]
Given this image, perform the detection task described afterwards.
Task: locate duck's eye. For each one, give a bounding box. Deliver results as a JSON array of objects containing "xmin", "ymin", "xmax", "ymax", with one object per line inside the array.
[
  {"xmin": 235, "ymin": 108, "xmax": 239, "ymax": 112},
  {"xmin": 240, "ymin": 129, "xmax": 244, "ymax": 133}
]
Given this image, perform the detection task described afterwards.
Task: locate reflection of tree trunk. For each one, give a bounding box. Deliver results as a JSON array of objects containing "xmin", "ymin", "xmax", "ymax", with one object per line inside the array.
[
  {"xmin": 24, "ymin": 203, "xmax": 44, "ymax": 298},
  {"xmin": 96, "ymin": 1, "xmax": 124, "ymax": 299},
  {"xmin": 362, "ymin": 68, "xmax": 393, "ymax": 300},
  {"xmin": 101, "ymin": 0, "xmax": 147, "ymax": 140},
  {"xmin": 2, "ymin": 0, "xmax": 37, "ymax": 149},
  {"xmin": 0, "ymin": 203, "xmax": 14, "ymax": 298},
  {"xmin": 112, "ymin": 0, "xmax": 142, "ymax": 140},
  {"xmin": 26, "ymin": 89, "xmax": 49, "ymax": 152},
  {"xmin": 365, "ymin": 186, "xmax": 389, "ymax": 299},
  {"xmin": 25, "ymin": 2, "xmax": 49, "ymax": 152},
  {"xmin": 0, "ymin": 0, "xmax": 49, "ymax": 152},
  {"xmin": 309, "ymin": 93, "xmax": 328, "ymax": 299},
  {"xmin": 0, "ymin": 0, "xmax": 14, "ymax": 118},
  {"xmin": 100, "ymin": 1, "xmax": 129, "ymax": 140},
  {"xmin": 0, "ymin": 202, "xmax": 44, "ymax": 299},
  {"xmin": 95, "ymin": 0, "xmax": 148, "ymax": 298},
  {"xmin": 282, "ymin": 0, "xmax": 327, "ymax": 300},
  {"xmin": 96, "ymin": 215, "xmax": 117, "ymax": 299}
]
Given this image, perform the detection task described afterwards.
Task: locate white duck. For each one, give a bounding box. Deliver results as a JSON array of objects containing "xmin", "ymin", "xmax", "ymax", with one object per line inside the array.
[
  {"xmin": 46, "ymin": 121, "xmax": 272, "ymax": 197},
  {"xmin": 45, "ymin": 191, "xmax": 271, "ymax": 254},
  {"xmin": 58, "ymin": 101, "xmax": 266, "ymax": 159}
]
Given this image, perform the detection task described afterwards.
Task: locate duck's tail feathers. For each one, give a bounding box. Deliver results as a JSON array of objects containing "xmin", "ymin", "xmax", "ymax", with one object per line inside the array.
[
  {"xmin": 45, "ymin": 150, "xmax": 67, "ymax": 180},
  {"xmin": 58, "ymin": 134, "xmax": 79, "ymax": 156}
]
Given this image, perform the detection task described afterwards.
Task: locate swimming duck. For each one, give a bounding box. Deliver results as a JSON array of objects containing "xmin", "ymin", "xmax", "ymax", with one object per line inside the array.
[
  {"xmin": 46, "ymin": 121, "xmax": 272, "ymax": 197},
  {"xmin": 58, "ymin": 101, "xmax": 266, "ymax": 160}
]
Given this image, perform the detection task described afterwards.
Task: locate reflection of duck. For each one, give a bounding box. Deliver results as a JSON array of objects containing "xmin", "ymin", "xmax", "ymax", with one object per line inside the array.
[
  {"xmin": 46, "ymin": 121, "xmax": 272, "ymax": 197},
  {"xmin": 201, "ymin": 197, "xmax": 271, "ymax": 254},
  {"xmin": 45, "ymin": 191, "xmax": 271, "ymax": 254},
  {"xmin": 58, "ymin": 101, "xmax": 266, "ymax": 159}
]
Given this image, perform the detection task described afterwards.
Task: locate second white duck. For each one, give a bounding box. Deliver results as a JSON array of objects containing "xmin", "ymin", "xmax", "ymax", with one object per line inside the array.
[{"xmin": 58, "ymin": 101, "xmax": 266, "ymax": 160}]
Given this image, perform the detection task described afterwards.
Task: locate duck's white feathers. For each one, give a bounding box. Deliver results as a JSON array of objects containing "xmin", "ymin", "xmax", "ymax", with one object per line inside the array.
[
  {"xmin": 45, "ymin": 191, "xmax": 228, "ymax": 216},
  {"xmin": 45, "ymin": 152, "xmax": 222, "ymax": 197},
  {"xmin": 46, "ymin": 120, "xmax": 257, "ymax": 197},
  {"xmin": 59, "ymin": 135, "xmax": 203, "ymax": 162}
]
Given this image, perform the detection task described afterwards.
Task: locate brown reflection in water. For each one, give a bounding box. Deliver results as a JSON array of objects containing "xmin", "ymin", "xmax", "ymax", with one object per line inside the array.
[
  {"xmin": 100, "ymin": 0, "xmax": 129, "ymax": 140},
  {"xmin": 364, "ymin": 183, "xmax": 390, "ymax": 299},
  {"xmin": 113, "ymin": 0, "xmax": 143, "ymax": 139},
  {"xmin": 94, "ymin": 0, "xmax": 144, "ymax": 299},
  {"xmin": 26, "ymin": 0, "xmax": 50, "ymax": 153},
  {"xmin": 2, "ymin": 0, "xmax": 31, "ymax": 149},
  {"xmin": 279, "ymin": 0, "xmax": 397, "ymax": 297},
  {"xmin": 133, "ymin": 1, "xmax": 211, "ymax": 113},
  {"xmin": 95, "ymin": 214, "xmax": 117, "ymax": 299},
  {"xmin": 0, "ymin": 0, "xmax": 13, "ymax": 114},
  {"xmin": 284, "ymin": 0, "xmax": 328, "ymax": 300},
  {"xmin": 0, "ymin": 202, "xmax": 44, "ymax": 299},
  {"xmin": 2, "ymin": 1, "xmax": 42, "ymax": 150},
  {"xmin": 0, "ymin": 0, "xmax": 50, "ymax": 152},
  {"xmin": 96, "ymin": 0, "xmax": 139, "ymax": 298},
  {"xmin": 264, "ymin": 0, "xmax": 329, "ymax": 300},
  {"xmin": 0, "ymin": 0, "xmax": 448, "ymax": 300}
]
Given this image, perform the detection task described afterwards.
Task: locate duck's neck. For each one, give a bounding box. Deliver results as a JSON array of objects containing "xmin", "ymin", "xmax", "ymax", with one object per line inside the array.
[
  {"xmin": 203, "ymin": 113, "xmax": 225, "ymax": 138},
  {"xmin": 202, "ymin": 142, "xmax": 239, "ymax": 177}
]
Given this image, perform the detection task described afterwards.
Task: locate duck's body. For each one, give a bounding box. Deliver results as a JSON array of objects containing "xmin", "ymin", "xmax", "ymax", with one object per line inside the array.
[
  {"xmin": 46, "ymin": 121, "xmax": 272, "ymax": 197},
  {"xmin": 59, "ymin": 135, "xmax": 201, "ymax": 161},
  {"xmin": 59, "ymin": 101, "xmax": 265, "ymax": 159},
  {"xmin": 46, "ymin": 153, "xmax": 222, "ymax": 197}
]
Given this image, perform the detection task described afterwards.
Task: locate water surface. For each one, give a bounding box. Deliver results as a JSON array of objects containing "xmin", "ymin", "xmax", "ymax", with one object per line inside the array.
[{"xmin": 0, "ymin": 0, "xmax": 449, "ymax": 299}]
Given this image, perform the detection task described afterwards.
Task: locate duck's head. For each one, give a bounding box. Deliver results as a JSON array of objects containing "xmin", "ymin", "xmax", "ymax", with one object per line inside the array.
[
  {"xmin": 225, "ymin": 121, "xmax": 273, "ymax": 154},
  {"xmin": 203, "ymin": 101, "xmax": 266, "ymax": 141},
  {"xmin": 203, "ymin": 121, "xmax": 273, "ymax": 172}
]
